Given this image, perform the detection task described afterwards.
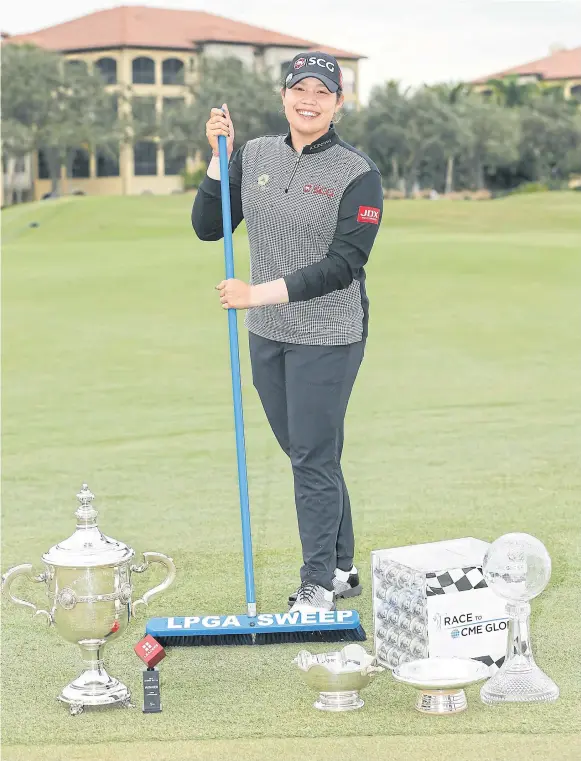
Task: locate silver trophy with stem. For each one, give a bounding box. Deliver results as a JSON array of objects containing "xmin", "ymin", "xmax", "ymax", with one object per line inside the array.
[
  {"xmin": 1, "ymin": 484, "xmax": 176, "ymax": 715},
  {"xmin": 480, "ymin": 532, "xmax": 559, "ymax": 704}
]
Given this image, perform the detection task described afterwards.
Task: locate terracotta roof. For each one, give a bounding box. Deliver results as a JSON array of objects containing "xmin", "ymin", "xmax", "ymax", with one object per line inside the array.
[
  {"xmin": 5, "ymin": 5, "xmax": 363, "ymax": 59},
  {"xmin": 474, "ymin": 46, "xmax": 581, "ymax": 83}
]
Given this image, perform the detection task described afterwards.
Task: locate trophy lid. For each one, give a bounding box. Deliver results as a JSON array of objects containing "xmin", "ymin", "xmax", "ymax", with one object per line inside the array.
[{"xmin": 42, "ymin": 484, "xmax": 135, "ymax": 568}]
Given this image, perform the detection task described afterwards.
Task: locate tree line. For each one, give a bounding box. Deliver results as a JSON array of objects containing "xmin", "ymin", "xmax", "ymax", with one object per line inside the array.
[{"xmin": 2, "ymin": 43, "xmax": 580, "ymax": 198}]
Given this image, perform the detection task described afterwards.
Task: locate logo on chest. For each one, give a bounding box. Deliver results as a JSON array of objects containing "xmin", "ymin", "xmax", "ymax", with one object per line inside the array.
[
  {"xmin": 257, "ymin": 174, "xmax": 270, "ymax": 186},
  {"xmin": 303, "ymin": 183, "xmax": 335, "ymax": 198}
]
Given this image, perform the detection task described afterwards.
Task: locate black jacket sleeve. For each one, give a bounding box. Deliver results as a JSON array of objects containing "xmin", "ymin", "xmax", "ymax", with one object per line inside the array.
[
  {"xmin": 191, "ymin": 146, "xmax": 244, "ymax": 241},
  {"xmin": 283, "ymin": 168, "xmax": 383, "ymax": 302}
]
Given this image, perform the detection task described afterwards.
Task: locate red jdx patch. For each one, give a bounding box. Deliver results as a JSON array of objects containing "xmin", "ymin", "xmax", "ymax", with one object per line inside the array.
[{"xmin": 357, "ymin": 206, "xmax": 380, "ymax": 224}]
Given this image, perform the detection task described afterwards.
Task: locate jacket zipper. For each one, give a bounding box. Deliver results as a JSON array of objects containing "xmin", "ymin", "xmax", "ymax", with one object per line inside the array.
[{"xmin": 285, "ymin": 149, "xmax": 304, "ymax": 193}]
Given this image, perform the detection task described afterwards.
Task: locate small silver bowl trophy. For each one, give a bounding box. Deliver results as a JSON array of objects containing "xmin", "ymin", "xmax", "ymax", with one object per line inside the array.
[
  {"xmin": 1, "ymin": 484, "xmax": 176, "ymax": 715},
  {"xmin": 392, "ymin": 656, "xmax": 489, "ymax": 714},
  {"xmin": 293, "ymin": 644, "xmax": 383, "ymax": 711}
]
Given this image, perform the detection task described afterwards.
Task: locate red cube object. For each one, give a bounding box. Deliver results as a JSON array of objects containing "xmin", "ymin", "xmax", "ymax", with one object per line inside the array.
[{"xmin": 134, "ymin": 635, "xmax": 166, "ymax": 668}]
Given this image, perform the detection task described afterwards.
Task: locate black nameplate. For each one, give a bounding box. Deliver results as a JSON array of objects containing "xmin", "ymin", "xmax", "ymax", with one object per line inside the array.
[{"xmin": 142, "ymin": 668, "xmax": 161, "ymax": 713}]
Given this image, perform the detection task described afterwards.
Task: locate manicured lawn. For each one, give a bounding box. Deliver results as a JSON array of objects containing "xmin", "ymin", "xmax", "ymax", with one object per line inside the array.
[{"xmin": 2, "ymin": 192, "xmax": 580, "ymax": 760}]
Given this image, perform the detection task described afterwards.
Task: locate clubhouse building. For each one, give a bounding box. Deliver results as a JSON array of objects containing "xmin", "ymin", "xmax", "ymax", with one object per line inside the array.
[
  {"xmin": 2, "ymin": 5, "xmax": 363, "ymax": 203},
  {"xmin": 473, "ymin": 44, "xmax": 581, "ymax": 99}
]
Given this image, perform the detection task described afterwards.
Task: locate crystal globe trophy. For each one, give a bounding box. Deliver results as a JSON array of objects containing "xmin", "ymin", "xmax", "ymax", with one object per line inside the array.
[{"xmin": 480, "ymin": 532, "xmax": 559, "ymax": 704}]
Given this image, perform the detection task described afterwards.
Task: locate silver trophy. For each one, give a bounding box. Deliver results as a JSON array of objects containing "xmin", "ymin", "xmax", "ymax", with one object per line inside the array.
[
  {"xmin": 392, "ymin": 657, "xmax": 490, "ymax": 714},
  {"xmin": 480, "ymin": 532, "xmax": 559, "ymax": 704},
  {"xmin": 293, "ymin": 644, "xmax": 383, "ymax": 711},
  {"xmin": 1, "ymin": 484, "xmax": 176, "ymax": 715}
]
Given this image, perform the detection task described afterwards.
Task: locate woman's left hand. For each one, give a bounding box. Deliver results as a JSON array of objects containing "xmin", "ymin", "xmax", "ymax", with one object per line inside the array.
[{"xmin": 216, "ymin": 279, "xmax": 254, "ymax": 310}]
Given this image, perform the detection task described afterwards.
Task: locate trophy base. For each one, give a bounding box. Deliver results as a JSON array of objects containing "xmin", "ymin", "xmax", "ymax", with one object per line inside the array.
[
  {"xmin": 480, "ymin": 663, "xmax": 559, "ymax": 704},
  {"xmin": 415, "ymin": 689, "xmax": 467, "ymax": 715},
  {"xmin": 314, "ymin": 691, "xmax": 364, "ymax": 712},
  {"xmin": 58, "ymin": 667, "xmax": 133, "ymax": 715}
]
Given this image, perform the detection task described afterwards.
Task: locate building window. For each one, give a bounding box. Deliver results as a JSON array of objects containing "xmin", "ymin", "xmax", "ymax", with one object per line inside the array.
[
  {"xmin": 164, "ymin": 143, "xmax": 187, "ymax": 175},
  {"xmin": 95, "ymin": 57, "xmax": 117, "ymax": 85},
  {"xmin": 96, "ymin": 146, "xmax": 120, "ymax": 177},
  {"xmin": 132, "ymin": 96, "xmax": 157, "ymax": 125},
  {"xmin": 341, "ymin": 67, "xmax": 356, "ymax": 95},
  {"xmin": 162, "ymin": 58, "xmax": 184, "ymax": 85},
  {"xmin": 571, "ymin": 84, "xmax": 581, "ymax": 102},
  {"xmin": 14, "ymin": 157, "xmax": 27, "ymax": 173},
  {"xmin": 65, "ymin": 59, "xmax": 88, "ymax": 76},
  {"xmin": 134, "ymin": 141, "xmax": 157, "ymax": 175},
  {"xmin": 163, "ymin": 97, "xmax": 185, "ymax": 113},
  {"xmin": 69, "ymin": 148, "xmax": 90, "ymax": 178},
  {"xmin": 517, "ymin": 74, "xmax": 540, "ymax": 84},
  {"xmin": 38, "ymin": 149, "xmax": 51, "ymax": 179},
  {"xmin": 132, "ymin": 56, "xmax": 155, "ymax": 84}
]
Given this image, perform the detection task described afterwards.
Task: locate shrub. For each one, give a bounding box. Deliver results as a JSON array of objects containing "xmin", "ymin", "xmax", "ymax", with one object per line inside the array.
[
  {"xmin": 510, "ymin": 182, "xmax": 549, "ymax": 194},
  {"xmin": 442, "ymin": 190, "xmax": 492, "ymax": 200},
  {"xmin": 471, "ymin": 189, "xmax": 493, "ymax": 201},
  {"xmin": 181, "ymin": 166, "xmax": 207, "ymax": 190},
  {"xmin": 383, "ymin": 188, "xmax": 405, "ymax": 199}
]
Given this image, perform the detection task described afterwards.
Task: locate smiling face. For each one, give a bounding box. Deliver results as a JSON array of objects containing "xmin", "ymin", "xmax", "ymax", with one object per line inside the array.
[{"xmin": 281, "ymin": 77, "xmax": 343, "ymax": 141}]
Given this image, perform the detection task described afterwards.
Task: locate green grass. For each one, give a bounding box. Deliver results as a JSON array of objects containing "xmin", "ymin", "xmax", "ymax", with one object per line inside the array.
[{"xmin": 2, "ymin": 192, "xmax": 581, "ymax": 761}]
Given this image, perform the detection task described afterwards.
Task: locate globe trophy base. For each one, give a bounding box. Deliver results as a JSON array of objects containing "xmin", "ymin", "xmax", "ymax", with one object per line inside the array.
[
  {"xmin": 314, "ymin": 690, "xmax": 364, "ymax": 712},
  {"xmin": 58, "ymin": 664, "xmax": 133, "ymax": 715},
  {"xmin": 416, "ymin": 689, "xmax": 467, "ymax": 715},
  {"xmin": 480, "ymin": 664, "xmax": 559, "ymax": 705}
]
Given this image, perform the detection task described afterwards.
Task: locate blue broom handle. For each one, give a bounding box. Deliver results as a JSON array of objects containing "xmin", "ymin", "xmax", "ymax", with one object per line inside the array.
[{"xmin": 218, "ymin": 133, "xmax": 256, "ymax": 617}]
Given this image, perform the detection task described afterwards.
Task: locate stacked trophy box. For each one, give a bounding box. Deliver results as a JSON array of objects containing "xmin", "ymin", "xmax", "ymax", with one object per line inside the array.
[{"xmin": 372, "ymin": 537, "xmax": 509, "ymax": 675}]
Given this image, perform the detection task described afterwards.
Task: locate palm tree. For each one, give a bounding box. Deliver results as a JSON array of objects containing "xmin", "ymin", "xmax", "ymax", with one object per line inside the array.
[
  {"xmin": 1, "ymin": 120, "xmax": 34, "ymax": 202},
  {"xmin": 486, "ymin": 75, "xmax": 541, "ymax": 108},
  {"xmin": 2, "ymin": 43, "xmax": 123, "ymax": 196},
  {"xmin": 465, "ymin": 98, "xmax": 520, "ymax": 188},
  {"xmin": 157, "ymin": 55, "xmax": 287, "ymax": 174},
  {"xmin": 431, "ymin": 82, "xmax": 473, "ymax": 193},
  {"xmin": 366, "ymin": 80, "xmax": 410, "ymax": 191},
  {"xmin": 539, "ymin": 82, "xmax": 580, "ymax": 114}
]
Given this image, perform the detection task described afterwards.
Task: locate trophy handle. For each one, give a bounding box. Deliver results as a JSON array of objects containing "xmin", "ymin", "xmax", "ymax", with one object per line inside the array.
[
  {"xmin": 363, "ymin": 663, "xmax": 386, "ymax": 679},
  {"xmin": 1, "ymin": 564, "xmax": 53, "ymax": 625},
  {"xmin": 130, "ymin": 552, "xmax": 176, "ymax": 616}
]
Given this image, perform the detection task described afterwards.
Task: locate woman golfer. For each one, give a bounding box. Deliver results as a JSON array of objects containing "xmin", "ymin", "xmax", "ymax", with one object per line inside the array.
[{"xmin": 192, "ymin": 52, "xmax": 383, "ymax": 613}]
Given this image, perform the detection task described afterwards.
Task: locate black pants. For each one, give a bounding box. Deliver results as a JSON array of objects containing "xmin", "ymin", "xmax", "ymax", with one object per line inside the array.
[{"xmin": 249, "ymin": 332, "xmax": 365, "ymax": 591}]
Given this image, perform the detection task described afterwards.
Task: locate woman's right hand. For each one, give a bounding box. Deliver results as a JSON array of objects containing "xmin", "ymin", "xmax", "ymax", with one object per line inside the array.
[{"xmin": 205, "ymin": 103, "xmax": 235, "ymax": 158}]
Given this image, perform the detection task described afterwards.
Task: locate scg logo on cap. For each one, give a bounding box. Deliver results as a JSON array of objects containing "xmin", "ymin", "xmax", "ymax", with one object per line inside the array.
[
  {"xmin": 294, "ymin": 57, "xmax": 307, "ymax": 70},
  {"xmin": 307, "ymin": 56, "xmax": 335, "ymax": 72}
]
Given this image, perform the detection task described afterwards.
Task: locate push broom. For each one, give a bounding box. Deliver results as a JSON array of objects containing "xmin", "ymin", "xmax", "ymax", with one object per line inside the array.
[{"xmin": 146, "ymin": 133, "xmax": 365, "ymax": 646}]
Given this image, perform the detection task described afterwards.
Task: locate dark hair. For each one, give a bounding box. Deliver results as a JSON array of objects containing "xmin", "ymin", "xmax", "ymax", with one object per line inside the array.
[{"xmin": 281, "ymin": 79, "xmax": 343, "ymax": 100}]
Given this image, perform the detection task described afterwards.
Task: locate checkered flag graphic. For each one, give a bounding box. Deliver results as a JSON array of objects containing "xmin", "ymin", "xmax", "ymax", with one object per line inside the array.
[
  {"xmin": 473, "ymin": 654, "xmax": 506, "ymax": 674},
  {"xmin": 425, "ymin": 566, "xmax": 488, "ymax": 596}
]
